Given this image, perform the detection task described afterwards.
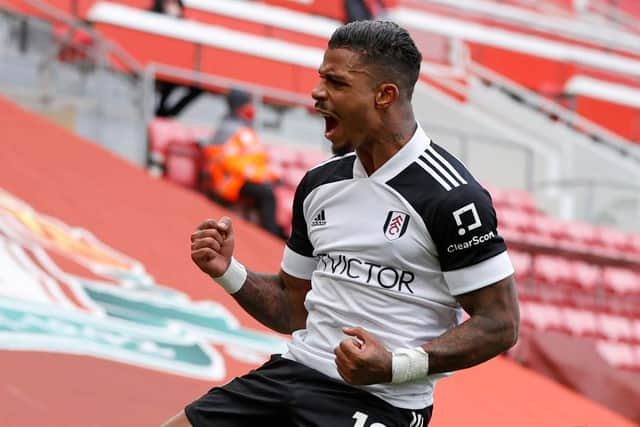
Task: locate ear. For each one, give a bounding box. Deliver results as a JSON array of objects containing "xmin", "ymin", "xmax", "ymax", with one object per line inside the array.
[{"xmin": 374, "ymin": 83, "xmax": 399, "ymax": 110}]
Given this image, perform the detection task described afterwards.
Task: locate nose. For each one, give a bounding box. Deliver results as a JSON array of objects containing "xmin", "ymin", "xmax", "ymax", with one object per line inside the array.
[{"xmin": 311, "ymin": 80, "xmax": 326, "ymax": 102}]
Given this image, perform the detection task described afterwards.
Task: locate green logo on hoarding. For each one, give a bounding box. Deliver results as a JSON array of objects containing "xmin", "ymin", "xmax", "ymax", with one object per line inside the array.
[{"xmin": 0, "ymin": 189, "xmax": 287, "ymax": 380}]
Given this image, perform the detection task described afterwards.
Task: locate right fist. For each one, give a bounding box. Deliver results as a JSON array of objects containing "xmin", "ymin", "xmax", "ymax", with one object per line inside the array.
[{"xmin": 190, "ymin": 217, "xmax": 235, "ymax": 277}]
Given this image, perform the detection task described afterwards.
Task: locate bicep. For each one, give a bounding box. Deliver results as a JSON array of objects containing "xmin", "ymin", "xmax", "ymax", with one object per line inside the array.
[
  {"xmin": 456, "ymin": 275, "xmax": 519, "ymax": 324},
  {"xmin": 280, "ymin": 269, "xmax": 312, "ymax": 332}
]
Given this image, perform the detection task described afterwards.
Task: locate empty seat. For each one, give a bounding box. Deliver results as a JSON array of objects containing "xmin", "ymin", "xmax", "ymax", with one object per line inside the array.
[
  {"xmin": 520, "ymin": 301, "xmax": 569, "ymax": 334},
  {"xmin": 528, "ymin": 214, "xmax": 568, "ymax": 246},
  {"xmin": 562, "ymin": 221, "xmax": 597, "ymax": 253},
  {"xmin": 629, "ymin": 234, "xmax": 640, "ymax": 258},
  {"xmin": 602, "ymin": 267, "xmax": 639, "ymax": 296},
  {"xmin": 509, "ymin": 250, "xmax": 532, "ymax": 284},
  {"xmin": 164, "ymin": 141, "xmax": 202, "ymax": 189},
  {"xmin": 597, "ymin": 313, "xmax": 636, "ymax": 343},
  {"xmin": 533, "ymin": 255, "xmax": 573, "ymax": 287},
  {"xmin": 295, "ymin": 149, "xmax": 328, "ymax": 170},
  {"xmin": 596, "ymin": 341, "xmax": 637, "ymax": 370},
  {"xmin": 148, "ymin": 119, "xmax": 192, "ymax": 165},
  {"xmin": 593, "ymin": 226, "xmax": 630, "ymax": 255},
  {"xmin": 274, "ymin": 185, "xmax": 294, "ymax": 237},
  {"xmin": 280, "ymin": 166, "xmax": 306, "ymax": 189},
  {"xmin": 570, "ymin": 260, "xmax": 601, "ymax": 292},
  {"xmin": 503, "ymin": 188, "xmax": 537, "ymax": 213},
  {"xmin": 266, "ymin": 144, "xmax": 298, "ymax": 168},
  {"xmin": 562, "ymin": 307, "xmax": 601, "ymax": 339},
  {"xmin": 633, "ymin": 319, "xmax": 640, "ymax": 345},
  {"xmin": 496, "ymin": 207, "xmax": 534, "ymax": 236},
  {"xmin": 53, "ymin": 23, "xmax": 95, "ymax": 63}
]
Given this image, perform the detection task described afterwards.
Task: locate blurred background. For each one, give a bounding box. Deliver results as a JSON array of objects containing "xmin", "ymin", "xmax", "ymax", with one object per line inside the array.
[{"xmin": 0, "ymin": 0, "xmax": 639, "ymax": 425}]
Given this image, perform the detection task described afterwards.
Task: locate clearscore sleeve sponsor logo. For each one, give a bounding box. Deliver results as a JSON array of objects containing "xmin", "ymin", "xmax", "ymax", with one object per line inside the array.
[{"xmin": 447, "ymin": 231, "xmax": 495, "ymax": 253}]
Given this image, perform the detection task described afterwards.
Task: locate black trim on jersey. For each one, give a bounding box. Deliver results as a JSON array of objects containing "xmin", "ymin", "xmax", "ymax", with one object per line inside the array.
[
  {"xmin": 304, "ymin": 153, "xmax": 356, "ymax": 194},
  {"xmin": 386, "ymin": 143, "xmax": 507, "ymax": 272},
  {"xmin": 286, "ymin": 154, "xmax": 356, "ymax": 257}
]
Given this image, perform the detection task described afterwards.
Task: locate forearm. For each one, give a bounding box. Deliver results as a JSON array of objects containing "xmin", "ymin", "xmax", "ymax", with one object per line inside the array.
[
  {"xmin": 422, "ymin": 313, "xmax": 518, "ymax": 375},
  {"xmin": 229, "ymin": 271, "xmax": 293, "ymax": 334}
]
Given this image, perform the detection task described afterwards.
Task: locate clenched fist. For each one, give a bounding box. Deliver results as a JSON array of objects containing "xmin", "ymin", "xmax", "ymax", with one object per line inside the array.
[
  {"xmin": 334, "ymin": 326, "xmax": 392, "ymax": 385},
  {"xmin": 190, "ymin": 217, "xmax": 235, "ymax": 278}
]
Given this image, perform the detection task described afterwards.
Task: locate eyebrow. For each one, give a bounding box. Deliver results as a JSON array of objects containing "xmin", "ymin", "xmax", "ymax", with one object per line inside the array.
[{"xmin": 320, "ymin": 71, "xmax": 349, "ymax": 83}]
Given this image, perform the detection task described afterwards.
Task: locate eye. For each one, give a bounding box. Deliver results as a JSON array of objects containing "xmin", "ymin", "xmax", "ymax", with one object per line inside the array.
[{"xmin": 327, "ymin": 77, "xmax": 345, "ymax": 87}]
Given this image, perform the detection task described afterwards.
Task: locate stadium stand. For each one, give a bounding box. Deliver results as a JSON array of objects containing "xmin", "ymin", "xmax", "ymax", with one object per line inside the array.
[
  {"xmin": 2, "ymin": 92, "xmax": 638, "ymax": 427},
  {"xmin": 2, "ymin": 0, "xmax": 640, "ymax": 423}
]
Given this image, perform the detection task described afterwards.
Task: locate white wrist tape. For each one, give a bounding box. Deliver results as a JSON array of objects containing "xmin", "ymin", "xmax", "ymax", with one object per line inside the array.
[
  {"xmin": 213, "ymin": 257, "xmax": 247, "ymax": 294},
  {"xmin": 391, "ymin": 347, "xmax": 429, "ymax": 384}
]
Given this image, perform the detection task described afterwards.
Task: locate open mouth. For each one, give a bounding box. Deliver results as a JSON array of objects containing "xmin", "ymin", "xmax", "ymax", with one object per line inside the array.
[{"xmin": 324, "ymin": 115, "xmax": 338, "ymax": 137}]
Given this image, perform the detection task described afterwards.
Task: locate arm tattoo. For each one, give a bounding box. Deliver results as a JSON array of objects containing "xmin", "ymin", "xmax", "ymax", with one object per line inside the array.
[
  {"xmin": 423, "ymin": 278, "xmax": 519, "ymax": 374},
  {"xmin": 423, "ymin": 314, "xmax": 515, "ymax": 374},
  {"xmin": 230, "ymin": 271, "xmax": 292, "ymax": 334}
]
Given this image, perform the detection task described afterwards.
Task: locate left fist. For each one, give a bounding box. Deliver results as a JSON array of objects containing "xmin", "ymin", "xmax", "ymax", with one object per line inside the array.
[{"xmin": 334, "ymin": 326, "xmax": 392, "ymax": 385}]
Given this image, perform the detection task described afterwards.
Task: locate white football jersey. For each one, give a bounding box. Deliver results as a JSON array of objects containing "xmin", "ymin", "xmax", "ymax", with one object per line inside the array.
[{"xmin": 280, "ymin": 125, "xmax": 514, "ymax": 409}]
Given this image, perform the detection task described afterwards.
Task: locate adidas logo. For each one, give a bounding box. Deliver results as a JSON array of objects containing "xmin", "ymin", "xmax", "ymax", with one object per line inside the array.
[{"xmin": 311, "ymin": 210, "xmax": 326, "ymax": 226}]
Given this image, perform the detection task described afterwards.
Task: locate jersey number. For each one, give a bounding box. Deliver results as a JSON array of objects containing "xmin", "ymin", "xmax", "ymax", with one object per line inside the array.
[{"xmin": 352, "ymin": 411, "xmax": 387, "ymax": 427}]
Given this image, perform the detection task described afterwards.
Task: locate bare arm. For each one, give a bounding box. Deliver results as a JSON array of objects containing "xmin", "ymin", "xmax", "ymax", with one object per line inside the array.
[
  {"xmin": 422, "ymin": 275, "xmax": 520, "ymax": 374},
  {"xmin": 335, "ymin": 275, "xmax": 519, "ymax": 385},
  {"xmin": 190, "ymin": 217, "xmax": 311, "ymax": 335},
  {"xmin": 231, "ymin": 270, "xmax": 311, "ymax": 334}
]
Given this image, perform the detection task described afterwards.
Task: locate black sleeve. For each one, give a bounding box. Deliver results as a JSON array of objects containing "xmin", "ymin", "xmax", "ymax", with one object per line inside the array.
[
  {"xmin": 286, "ymin": 174, "xmax": 314, "ymax": 257},
  {"xmin": 425, "ymin": 184, "xmax": 507, "ymax": 272}
]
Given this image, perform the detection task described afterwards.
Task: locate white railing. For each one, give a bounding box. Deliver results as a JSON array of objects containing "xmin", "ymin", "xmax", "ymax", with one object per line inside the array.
[
  {"xmin": 19, "ymin": 0, "xmax": 143, "ymax": 75},
  {"xmin": 468, "ymin": 62, "xmax": 640, "ymax": 163},
  {"xmin": 412, "ymin": 0, "xmax": 640, "ymax": 55}
]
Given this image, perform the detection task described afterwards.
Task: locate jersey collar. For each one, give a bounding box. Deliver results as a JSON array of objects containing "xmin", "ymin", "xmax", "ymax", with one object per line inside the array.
[{"xmin": 352, "ymin": 123, "xmax": 431, "ymax": 181}]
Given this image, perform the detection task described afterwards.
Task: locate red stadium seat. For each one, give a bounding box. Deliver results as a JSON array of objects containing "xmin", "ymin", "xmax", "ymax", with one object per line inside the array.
[
  {"xmin": 164, "ymin": 141, "xmax": 202, "ymax": 189},
  {"xmin": 274, "ymin": 185, "xmax": 294, "ymax": 237},
  {"xmin": 266, "ymin": 144, "xmax": 298, "ymax": 169},
  {"xmin": 629, "ymin": 233, "xmax": 640, "ymax": 257},
  {"xmin": 496, "ymin": 207, "xmax": 534, "ymax": 241},
  {"xmin": 528, "ymin": 214, "xmax": 568, "ymax": 247},
  {"xmin": 596, "ymin": 341, "xmax": 638, "ymax": 371},
  {"xmin": 509, "ymin": 250, "xmax": 532, "ymax": 284},
  {"xmin": 633, "ymin": 319, "xmax": 640, "ymax": 344},
  {"xmin": 533, "ymin": 255, "xmax": 572, "ymax": 287},
  {"xmin": 280, "ymin": 166, "xmax": 307, "ymax": 189},
  {"xmin": 148, "ymin": 119, "xmax": 192, "ymax": 168},
  {"xmin": 593, "ymin": 226, "xmax": 630, "ymax": 256},
  {"xmin": 520, "ymin": 302, "xmax": 570, "ymax": 334},
  {"xmin": 570, "ymin": 260, "xmax": 601, "ymax": 292},
  {"xmin": 503, "ymin": 188, "xmax": 537, "ymax": 213},
  {"xmin": 295, "ymin": 149, "xmax": 328, "ymax": 170},
  {"xmin": 53, "ymin": 23, "xmax": 95, "ymax": 63},
  {"xmin": 602, "ymin": 267, "xmax": 639, "ymax": 296},
  {"xmin": 561, "ymin": 307, "xmax": 601, "ymax": 339},
  {"xmin": 562, "ymin": 220, "xmax": 597, "ymax": 253},
  {"xmin": 597, "ymin": 313, "xmax": 636, "ymax": 344}
]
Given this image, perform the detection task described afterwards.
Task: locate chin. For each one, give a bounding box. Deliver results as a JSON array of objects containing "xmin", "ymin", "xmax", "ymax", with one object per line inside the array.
[{"xmin": 332, "ymin": 143, "xmax": 354, "ymax": 156}]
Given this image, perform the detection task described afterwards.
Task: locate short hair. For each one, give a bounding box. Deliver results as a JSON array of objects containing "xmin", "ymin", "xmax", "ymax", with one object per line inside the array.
[{"xmin": 328, "ymin": 20, "xmax": 422, "ymax": 99}]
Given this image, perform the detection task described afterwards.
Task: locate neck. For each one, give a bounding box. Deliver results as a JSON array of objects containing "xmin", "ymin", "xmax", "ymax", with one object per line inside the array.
[{"xmin": 356, "ymin": 118, "xmax": 417, "ymax": 176}]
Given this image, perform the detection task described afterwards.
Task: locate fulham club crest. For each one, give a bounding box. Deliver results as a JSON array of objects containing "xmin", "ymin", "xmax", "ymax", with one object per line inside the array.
[{"xmin": 383, "ymin": 211, "xmax": 410, "ymax": 240}]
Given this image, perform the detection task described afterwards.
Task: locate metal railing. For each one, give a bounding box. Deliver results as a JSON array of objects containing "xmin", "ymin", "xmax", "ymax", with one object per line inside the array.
[
  {"xmin": 468, "ymin": 62, "xmax": 640, "ymax": 163},
  {"xmin": 18, "ymin": 0, "xmax": 143, "ymax": 75},
  {"xmin": 0, "ymin": 5, "xmax": 150, "ymax": 165},
  {"xmin": 414, "ymin": 0, "xmax": 640, "ymax": 55},
  {"xmin": 587, "ymin": 0, "xmax": 640, "ymax": 34},
  {"xmin": 533, "ymin": 179, "xmax": 640, "ymax": 230}
]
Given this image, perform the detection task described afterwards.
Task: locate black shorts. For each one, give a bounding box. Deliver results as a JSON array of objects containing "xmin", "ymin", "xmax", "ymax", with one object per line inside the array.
[{"xmin": 185, "ymin": 354, "xmax": 433, "ymax": 427}]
